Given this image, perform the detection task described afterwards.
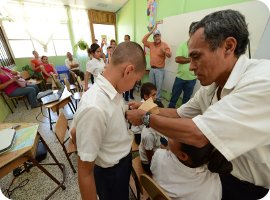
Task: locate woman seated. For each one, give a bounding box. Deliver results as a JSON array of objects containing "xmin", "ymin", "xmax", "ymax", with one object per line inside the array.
[
  {"xmin": 0, "ymin": 66, "xmax": 39, "ymax": 108},
  {"xmin": 30, "ymin": 50, "xmax": 43, "ymax": 79},
  {"xmin": 40, "ymin": 56, "xmax": 58, "ymax": 83}
]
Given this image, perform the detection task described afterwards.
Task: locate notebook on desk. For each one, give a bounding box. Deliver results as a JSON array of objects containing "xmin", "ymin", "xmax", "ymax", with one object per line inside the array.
[
  {"xmin": 0, "ymin": 128, "xmax": 16, "ymax": 154},
  {"xmin": 41, "ymin": 75, "xmax": 65, "ymax": 105}
]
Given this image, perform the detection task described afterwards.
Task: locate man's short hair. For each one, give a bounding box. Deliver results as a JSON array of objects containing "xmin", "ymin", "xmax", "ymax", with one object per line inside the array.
[
  {"xmin": 190, "ymin": 9, "xmax": 249, "ymax": 57},
  {"xmin": 125, "ymin": 35, "xmax": 130, "ymax": 40},
  {"xmin": 111, "ymin": 42, "xmax": 146, "ymax": 72}
]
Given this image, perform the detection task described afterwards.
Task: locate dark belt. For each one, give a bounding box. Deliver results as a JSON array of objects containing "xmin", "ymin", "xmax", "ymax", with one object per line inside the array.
[{"xmin": 151, "ymin": 66, "xmax": 157, "ymax": 69}]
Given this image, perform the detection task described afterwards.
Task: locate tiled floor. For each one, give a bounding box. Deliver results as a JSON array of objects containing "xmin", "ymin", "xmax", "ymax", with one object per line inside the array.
[{"xmin": 0, "ymin": 90, "xmax": 157, "ymax": 200}]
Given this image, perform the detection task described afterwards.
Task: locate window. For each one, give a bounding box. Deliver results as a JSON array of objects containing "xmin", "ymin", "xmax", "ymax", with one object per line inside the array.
[
  {"xmin": 70, "ymin": 8, "xmax": 92, "ymax": 56},
  {"xmin": 0, "ymin": 27, "xmax": 15, "ymax": 67},
  {"xmin": 2, "ymin": 2, "xmax": 72, "ymax": 58}
]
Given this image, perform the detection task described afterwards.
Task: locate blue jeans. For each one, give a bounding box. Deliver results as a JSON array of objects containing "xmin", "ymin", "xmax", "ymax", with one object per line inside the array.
[
  {"xmin": 168, "ymin": 77, "xmax": 196, "ymax": 108},
  {"xmin": 9, "ymin": 85, "xmax": 39, "ymax": 107},
  {"xmin": 149, "ymin": 68, "xmax": 165, "ymax": 100}
]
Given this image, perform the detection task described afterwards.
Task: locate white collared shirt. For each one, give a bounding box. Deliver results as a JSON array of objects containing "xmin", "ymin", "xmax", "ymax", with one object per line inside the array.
[
  {"xmin": 65, "ymin": 58, "xmax": 80, "ymax": 70},
  {"xmin": 178, "ymin": 55, "xmax": 270, "ymax": 187},
  {"xmin": 139, "ymin": 127, "xmax": 161, "ymax": 164},
  {"xmin": 72, "ymin": 74, "xmax": 133, "ymax": 168},
  {"xmin": 86, "ymin": 58, "xmax": 105, "ymax": 81},
  {"xmin": 151, "ymin": 149, "xmax": 222, "ymax": 200}
]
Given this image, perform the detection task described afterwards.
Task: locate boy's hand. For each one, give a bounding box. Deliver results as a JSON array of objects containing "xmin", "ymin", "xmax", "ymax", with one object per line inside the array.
[{"xmin": 128, "ymin": 101, "xmax": 142, "ymax": 110}]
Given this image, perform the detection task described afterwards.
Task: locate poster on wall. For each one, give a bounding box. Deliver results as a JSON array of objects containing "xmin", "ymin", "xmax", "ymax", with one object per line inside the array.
[{"xmin": 147, "ymin": 0, "xmax": 157, "ymax": 31}]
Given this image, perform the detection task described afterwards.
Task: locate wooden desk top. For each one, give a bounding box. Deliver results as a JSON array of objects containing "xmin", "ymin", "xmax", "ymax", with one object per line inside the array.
[
  {"xmin": 0, "ymin": 123, "xmax": 39, "ymax": 169},
  {"xmin": 44, "ymin": 87, "xmax": 72, "ymax": 109}
]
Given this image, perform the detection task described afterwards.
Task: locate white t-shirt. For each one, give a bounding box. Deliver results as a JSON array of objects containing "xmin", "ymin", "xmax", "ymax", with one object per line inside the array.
[
  {"xmin": 151, "ymin": 149, "xmax": 222, "ymax": 200},
  {"xmin": 71, "ymin": 74, "xmax": 133, "ymax": 168},
  {"xmin": 178, "ymin": 55, "xmax": 270, "ymax": 187},
  {"xmin": 86, "ymin": 58, "xmax": 105, "ymax": 82},
  {"xmin": 65, "ymin": 58, "xmax": 80, "ymax": 70},
  {"xmin": 139, "ymin": 127, "xmax": 161, "ymax": 164}
]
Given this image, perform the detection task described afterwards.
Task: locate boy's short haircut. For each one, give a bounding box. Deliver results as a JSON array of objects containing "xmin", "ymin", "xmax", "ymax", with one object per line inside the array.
[
  {"xmin": 140, "ymin": 82, "xmax": 156, "ymax": 99},
  {"xmin": 110, "ymin": 42, "xmax": 146, "ymax": 72}
]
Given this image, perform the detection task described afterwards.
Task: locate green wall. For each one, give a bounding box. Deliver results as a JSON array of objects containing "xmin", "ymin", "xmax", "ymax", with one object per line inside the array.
[
  {"xmin": 117, "ymin": 0, "xmax": 253, "ymax": 45},
  {"xmin": 116, "ymin": 0, "xmax": 253, "ymax": 100}
]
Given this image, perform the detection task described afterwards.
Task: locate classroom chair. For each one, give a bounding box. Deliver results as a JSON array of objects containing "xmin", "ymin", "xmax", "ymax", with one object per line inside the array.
[
  {"xmin": 140, "ymin": 174, "xmax": 172, "ymax": 200},
  {"xmin": 130, "ymin": 156, "xmax": 147, "ymax": 200},
  {"xmin": 0, "ymin": 90, "xmax": 29, "ymax": 113},
  {"xmin": 54, "ymin": 112, "xmax": 77, "ymax": 173}
]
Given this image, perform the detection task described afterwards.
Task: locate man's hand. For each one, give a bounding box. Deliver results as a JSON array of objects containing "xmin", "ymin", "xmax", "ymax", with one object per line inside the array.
[{"xmin": 126, "ymin": 109, "xmax": 146, "ymax": 126}]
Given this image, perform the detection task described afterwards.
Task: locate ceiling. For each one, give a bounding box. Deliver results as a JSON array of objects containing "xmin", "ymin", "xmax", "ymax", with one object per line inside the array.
[{"xmin": 7, "ymin": 0, "xmax": 129, "ymax": 12}]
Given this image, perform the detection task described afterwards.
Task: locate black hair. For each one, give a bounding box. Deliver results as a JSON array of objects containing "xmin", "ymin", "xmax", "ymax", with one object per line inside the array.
[
  {"xmin": 87, "ymin": 43, "xmax": 100, "ymax": 54},
  {"xmin": 41, "ymin": 55, "xmax": 47, "ymax": 60},
  {"xmin": 125, "ymin": 35, "xmax": 130, "ymax": 40},
  {"xmin": 140, "ymin": 82, "xmax": 156, "ymax": 99},
  {"xmin": 180, "ymin": 143, "xmax": 232, "ymax": 174},
  {"xmin": 110, "ymin": 39, "xmax": 116, "ymax": 45},
  {"xmin": 190, "ymin": 9, "xmax": 249, "ymax": 57}
]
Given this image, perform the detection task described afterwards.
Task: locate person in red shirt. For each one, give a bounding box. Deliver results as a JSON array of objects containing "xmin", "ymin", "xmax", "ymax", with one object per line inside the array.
[
  {"xmin": 40, "ymin": 56, "xmax": 58, "ymax": 82},
  {"xmin": 0, "ymin": 66, "xmax": 39, "ymax": 108},
  {"xmin": 30, "ymin": 50, "xmax": 43, "ymax": 79}
]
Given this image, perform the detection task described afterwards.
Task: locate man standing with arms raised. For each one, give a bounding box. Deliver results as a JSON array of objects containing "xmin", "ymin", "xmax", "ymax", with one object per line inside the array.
[{"xmin": 142, "ymin": 24, "xmax": 171, "ymax": 101}]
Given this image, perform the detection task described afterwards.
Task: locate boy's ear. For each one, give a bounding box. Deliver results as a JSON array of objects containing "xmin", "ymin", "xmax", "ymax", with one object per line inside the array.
[
  {"xmin": 143, "ymin": 94, "xmax": 149, "ymax": 100},
  {"xmin": 177, "ymin": 152, "xmax": 189, "ymax": 162},
  {"xmin": 123, "ymin": 64, "xmax": 135, "ymax": 78}
]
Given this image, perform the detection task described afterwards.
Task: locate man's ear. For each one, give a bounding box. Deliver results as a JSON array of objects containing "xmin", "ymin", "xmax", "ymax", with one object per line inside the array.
[
  {"xmin": 123, "ymin": 64, "xmax": 135, "ymax": 78},
  {"xmin": 224, "ymin": 37, "xmax": 237, "ymax": 56}
]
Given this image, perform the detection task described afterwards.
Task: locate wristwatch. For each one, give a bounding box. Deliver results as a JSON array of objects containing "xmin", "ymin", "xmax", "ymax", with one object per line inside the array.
[{"xmin": 142, "ymin": 112, "xmax": 151, "ymax": 128}]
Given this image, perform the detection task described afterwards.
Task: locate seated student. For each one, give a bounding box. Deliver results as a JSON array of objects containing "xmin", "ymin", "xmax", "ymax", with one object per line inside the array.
[
  {"xmin": 40, "ymin": 56, "xmax": 58, "ymax": 82},
  {"xmin": 65, "ymin": 52, "xmax": 84, "ymax": 84},
  {"xmin": 84, "ymin": 43, "xmax": 105, "ymax": 91},
  {"xmin": 0, "ymin": 66, "xmax": 39, "ymax": 108},
  {"xmin": 30, "ymin": 50, "xmax": 43, "ymax": 79},
  {"xmin": 137, "ymin": 82, "xmax": 166, "ymax": 174},
  {"xmin": 151, "ymin": 139, "xmax": 232, "ymax": 200},
  {"xmin": 131, "ymin": 82, "xmax": 164, "ymax": 145}
]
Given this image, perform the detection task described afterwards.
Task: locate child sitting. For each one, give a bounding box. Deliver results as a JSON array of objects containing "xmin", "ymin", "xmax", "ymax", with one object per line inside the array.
[
  {"xmin": 136, "ymin": 82, "xmax": 167, "ymax": 174},
  {"xmin": 131, "ymin": 82, "xmax": 159, "ymax": 145},
  {"xmin": 151, "ymin": 138, "xmax": 232, "ymax": 200}
]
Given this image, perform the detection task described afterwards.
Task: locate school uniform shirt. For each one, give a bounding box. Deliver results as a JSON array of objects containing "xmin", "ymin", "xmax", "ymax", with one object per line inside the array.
[
  {"xmin": 151, "ymin": 149, "xmax": 222, "ymax": 200},
  {"xmin": 139, "ymin": 127, "xmax": 161, "ymax": 164},
  {"xmin": 65, "ymin": 58, "xmax": 80, "ymax": 71},
  {"xmin": 72, "ymin": 74, "xmax": 133, "ymax": 168},
  {"xmin": 178, "ymin": 55, "xmax": 270, "ymax": 187},
  {"xmin": 86, "ymin": 58, "xmax": 105, "ymax": 82}
]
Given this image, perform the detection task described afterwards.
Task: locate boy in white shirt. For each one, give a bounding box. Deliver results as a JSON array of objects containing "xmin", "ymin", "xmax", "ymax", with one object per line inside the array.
[
  {"xmin": 72, "ymin": 42, "xmax": 146, "ymax": 200},
  {"xmin": 151, "ymin": 139, "xmax": 232, "ymax": 200}
]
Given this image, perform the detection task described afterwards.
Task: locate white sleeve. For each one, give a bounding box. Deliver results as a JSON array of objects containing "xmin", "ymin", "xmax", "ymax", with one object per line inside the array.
[
  {"xmin": 65, "ymin": 59, "xmax": 70, "ymax": 69},
  {"xmin": 86, "ymin": 60, "xmax": 94, "ymax": 73},
  {"xmin": 193, "ymin": 76, "xmax": 270, "ymax": 161},
  {"xmin": 141, "ymin": 127, "xmax": 155, "ymax": 150},
  {"xmin": 75, "ymin": 105, "xmax": 107, "ymax": 162}
]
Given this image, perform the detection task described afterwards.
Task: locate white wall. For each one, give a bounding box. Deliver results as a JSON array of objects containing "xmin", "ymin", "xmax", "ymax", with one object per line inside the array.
[{"xmin": 158, "ymin": 1, "xmax": 270, "ymax": 95}]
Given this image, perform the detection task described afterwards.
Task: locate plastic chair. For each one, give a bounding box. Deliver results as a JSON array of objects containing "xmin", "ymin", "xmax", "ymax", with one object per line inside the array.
[
  {"xmin": 140, "ymin": 174, "xmax": 172, "ymax": 200},
  {"xmin": 54, "ymin": 112, "xmax": 77, "ymax": 173}
]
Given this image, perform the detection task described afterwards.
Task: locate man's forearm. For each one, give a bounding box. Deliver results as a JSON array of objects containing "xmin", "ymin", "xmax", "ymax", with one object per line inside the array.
[
  {"xmin": 71, "ymin": 64, "xmax": 79, "ymax": 69},
  {"xmin": 149, "ymin": 114, "xmax": 209, "ymax": 147},
  {"xmin": 158, "ymin": 108, "xmax": 180, "ymax": 118}
]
